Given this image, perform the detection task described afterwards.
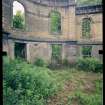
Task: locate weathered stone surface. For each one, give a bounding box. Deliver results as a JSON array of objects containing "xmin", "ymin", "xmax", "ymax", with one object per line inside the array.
[
  {"xmin": 26, "ymin": 43, "xmax": 52, "ymax": 63},
  {"xmin": 62, "ymin": 44, "xmax": 77, "ymax": 63},
  {"xmin": 92, "ymin": 45, "xmax": 103, "ymax": 61}
]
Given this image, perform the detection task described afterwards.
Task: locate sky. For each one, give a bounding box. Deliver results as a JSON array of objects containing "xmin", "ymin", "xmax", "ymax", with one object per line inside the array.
[{"xmin": 13, "ymin": 1, "xmax": 24, "ymax": 15}]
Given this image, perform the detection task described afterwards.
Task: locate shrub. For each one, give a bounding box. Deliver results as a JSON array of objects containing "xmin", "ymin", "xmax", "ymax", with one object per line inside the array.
[
  {"xmin": 34, "ymin": 58, "xmax": 46, "ymax": 67},
  {"xmin": 62, "ymin": 58, "xmax": 69, "ymax": 66},
  {"xmin": 3, "ymin": 57, "xmax": 58, "ymax": 105},
  {"xmin": 76, "ymin": 57, "xmax": 103, "ymax": 73}
]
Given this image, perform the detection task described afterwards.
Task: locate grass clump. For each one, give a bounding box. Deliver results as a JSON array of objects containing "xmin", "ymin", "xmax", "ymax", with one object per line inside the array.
[
  {"xmin": 67, "ymin": 78, "xmax": 103, "ymax": 105},
  {"xmin": 34, "ymin": 58, "xmax": 47, "ymax": 67},
  {"xmin": 67, "ymin": 91, "xmax": 103, "ymax": 105}
]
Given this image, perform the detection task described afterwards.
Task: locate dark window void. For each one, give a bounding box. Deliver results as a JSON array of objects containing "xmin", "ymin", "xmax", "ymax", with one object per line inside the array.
[
  {"xmin": 99, "ymin": 50, "xmax": 103, "ymax": 54},
  {"xmin": 82, "ymin": 18, "xmax": 91, "ymax": 38},
  {"xmin": 2, "ymin": 51, "xmax": 7, "ymax": 56},
  {"xmin": 50, "ymin": 11, "xmax": 61, "ymax": 34},
  {"xmin": 15, "ymin": 43, "xmax": 26, "ymax": 59},
  {"xmin": 82, "ymin": 46, "xmax": 92, "ymax": 57}
]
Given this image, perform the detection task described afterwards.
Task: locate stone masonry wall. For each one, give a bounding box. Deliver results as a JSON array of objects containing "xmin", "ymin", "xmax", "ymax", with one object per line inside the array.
[
  {"xmin": 91, "ymin": 45, "xmax": 103, "ymax": 61},
  {"xmin": 3, "ymin": 0, "xmax": 76, "ymax": 40},
  {"xmin": 62, "ymin": 44, "xmax": 78, "ymax": 63},
  {"xmin": 27, "ymin": 42, "xmax": 52, "ymax": 63}
]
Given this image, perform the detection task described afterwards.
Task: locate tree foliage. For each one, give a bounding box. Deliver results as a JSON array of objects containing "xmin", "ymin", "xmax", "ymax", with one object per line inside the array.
[{"xmin": 13, "ymin": 11, "xmax": 25, "ymax": 29}]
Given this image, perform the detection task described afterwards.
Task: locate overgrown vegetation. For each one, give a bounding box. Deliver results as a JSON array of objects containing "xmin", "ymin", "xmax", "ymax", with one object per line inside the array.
[
  {"xmin": 3, "ymin": 57, "xmax": 58, "ymax": 105},
  {"xmin": 34, "ymin": 58, "xmax": 47, "ymax": 67},
  {"xmin": 3, "ymin": 57, "xmax": 103, "ymax": 105},
  {"xmin": 62, "ymin": 58, "xmax": 69, "ymax": 66},
  {"xmin": 52, "ymin": 44, "xmax": 62, "ymax": 63},
  {"xmin": 47, "ymin": 69, "xmax": 103, "ymax": 105},
  {"xmin": 50, "ymin": 11, "xmax": 61, "ymax": 34},
  {"xmin": 76, "ymin": 57, "xmax": 103, "ymax": 73},
  {"xmin": 67, "ymin": 91, "xmax": 103, "ymax": 105},
  {"xmin": 49, "ymin": 44, "xmax": 62, "ymax": 68},
  {"xmin": 67, "ymin": 79, "xmax": 103, "ymax": 105},
  {"xmin": 13, "ymin": 11, "xmax": 25, "ymax": 29}
]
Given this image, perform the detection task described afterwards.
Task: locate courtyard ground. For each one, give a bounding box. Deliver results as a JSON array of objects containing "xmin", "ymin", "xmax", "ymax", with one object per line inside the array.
[{"xmin": 47, "ymin": 69, "xmax": 103, "ymax": 105}]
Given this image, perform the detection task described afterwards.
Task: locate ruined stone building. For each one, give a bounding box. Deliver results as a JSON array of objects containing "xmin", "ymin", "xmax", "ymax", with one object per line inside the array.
[{"xmin": 2, "ymin": 0, "xmax": 103, "ymax": 64}]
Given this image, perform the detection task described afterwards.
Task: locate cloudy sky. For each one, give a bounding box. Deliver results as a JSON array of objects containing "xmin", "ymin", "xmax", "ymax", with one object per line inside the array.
[{"xmin": 13, "ymin": 1, "xmax": 24, "ymax": 15}]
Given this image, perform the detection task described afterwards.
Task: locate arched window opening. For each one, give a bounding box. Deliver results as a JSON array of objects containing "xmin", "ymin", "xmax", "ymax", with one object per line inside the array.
[
  {"xmin": 82, "ymin": 18, "xmax": 91, "ymax": 38},
  {"xmin": 50, "ymin": 11, "xmax": 61, "ymax": 34},
  {"xmin": 13, "ymin": 1, "xmax": 25, "ymax": 29}
]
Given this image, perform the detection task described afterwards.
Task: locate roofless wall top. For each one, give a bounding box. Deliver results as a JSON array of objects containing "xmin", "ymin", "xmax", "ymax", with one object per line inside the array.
[{"xmin": 29, "ymin": 0, "xmax": 75, "ymax": 7}]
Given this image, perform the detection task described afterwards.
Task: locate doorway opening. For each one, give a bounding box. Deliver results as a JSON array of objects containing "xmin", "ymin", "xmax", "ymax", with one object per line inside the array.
[
  {"xmin": 51, "ymin": 44, "xmax": 62, "ymax": 65},
  {"xmin": 2, "ymin": 51, "xmax": 7, "ymax": 56},
  {"xmin": 15, "ymin": 42, "xmax": 26, "ymax": 60}
]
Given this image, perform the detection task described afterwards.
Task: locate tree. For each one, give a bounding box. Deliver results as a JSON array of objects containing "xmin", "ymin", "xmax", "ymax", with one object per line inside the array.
[{"xmin": 13, "ymin": 11, "xmax": 25, "ymax": 29}]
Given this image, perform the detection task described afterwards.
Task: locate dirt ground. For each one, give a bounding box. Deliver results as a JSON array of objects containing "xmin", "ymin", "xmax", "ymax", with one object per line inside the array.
[{"xmin": 47, "ymin": 70, "xmax": 103, "ymax": 105}]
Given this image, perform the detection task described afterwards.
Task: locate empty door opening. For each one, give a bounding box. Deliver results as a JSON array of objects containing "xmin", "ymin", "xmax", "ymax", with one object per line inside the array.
[
  {"xmin": 51, "ymin": 44, "xmax": 62, "ymax": 65},
  {"xmin": 15, "ymin": 42, "xmax": 26, "ymax": 60}
]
